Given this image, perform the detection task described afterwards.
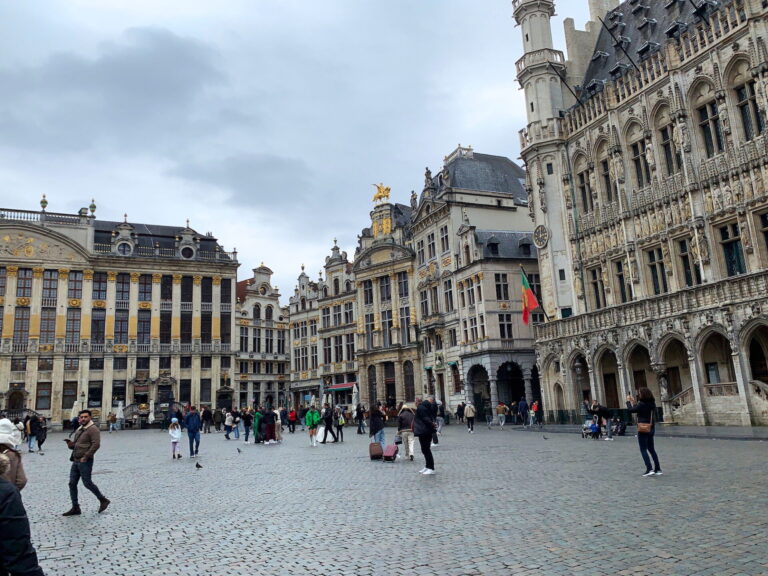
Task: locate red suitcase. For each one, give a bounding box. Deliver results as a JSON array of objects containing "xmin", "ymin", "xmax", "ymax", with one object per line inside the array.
[
  {"xmin": 383, "ymin": 444, "xmax": 398, "ymax": 462},
  {"xmin": 369, "ymin": 442, "xmax": 383, "ymax": 460}
]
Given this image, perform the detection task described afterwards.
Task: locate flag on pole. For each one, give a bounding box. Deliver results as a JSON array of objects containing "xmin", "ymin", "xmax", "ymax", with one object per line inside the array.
[{"xmin": 521, "ymin": 270, "xmax": 540, "ymax": 325}]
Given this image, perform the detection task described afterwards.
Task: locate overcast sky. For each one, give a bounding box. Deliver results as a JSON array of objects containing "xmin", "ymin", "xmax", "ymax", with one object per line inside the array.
[{"xmin": 0, "ymin": 1, "xmax": 589, "ymax": 298}]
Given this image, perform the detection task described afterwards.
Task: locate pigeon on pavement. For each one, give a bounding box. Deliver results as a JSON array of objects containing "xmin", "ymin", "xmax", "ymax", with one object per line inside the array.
[{"xmin": 195, "ymin": 461, "xmax": 203, "ymax": 469}]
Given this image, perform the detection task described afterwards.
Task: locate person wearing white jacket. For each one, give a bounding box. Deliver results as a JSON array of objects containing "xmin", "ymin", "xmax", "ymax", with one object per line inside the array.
[{"xmin": 168, "ymin": 418, "xmax": 182, "ymax": 460}]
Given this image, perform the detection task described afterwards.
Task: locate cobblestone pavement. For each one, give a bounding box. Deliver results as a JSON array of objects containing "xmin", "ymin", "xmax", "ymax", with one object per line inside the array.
[{"xmin": 17, "ymin": 424, "xmax": 768, "ymax": 576}]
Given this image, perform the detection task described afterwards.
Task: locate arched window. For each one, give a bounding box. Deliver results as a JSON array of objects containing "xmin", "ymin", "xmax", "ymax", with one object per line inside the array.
[
  {"xmin": 333, "ymin": 278, "xmax": 340, "ymax": 295},
  {"xmin": 655, "ymin": 106, "xmax": 681, "ymax": 176},
  {"xmin": 730, "ymin": 60, "xmax": 764, "ymax": 142},
  {"xmin": 690, "ymin": 81, "xmax": 724, "ymax": 158},
  {"xmin": 253, "ymin": 304, "xmax": 261, "ymax": 320},
  {"xmin": 322, "ymin": 286, "xmax": 328, "ymax": 298},
  {"xmin": 345, "ymin": 280, "xmax": 352, "ymax": 293},
  {"xmin": 464, "ymin": 244, "xmax": 471, "ymax": 266},
  {"xmin": 626, "ymin": 122, "xmax": 650, "ymax": 188},
  {"xmin": 573, "ymin": 154, "xmax": 594, "ymax": 212},
  {"xmin": 300, "ymin": 298, "xmax": 306, "ymax": 311},
  {"xmin": 403, "ymin": 361, "xmax": 415, "ymax": 402},
  {"xmin": 265, "ymin": 306, "xmax": 273, "ymax": 320},
  {"xmin": 596, "ymin": 141, "xmax": 616, "ymax": 203}
]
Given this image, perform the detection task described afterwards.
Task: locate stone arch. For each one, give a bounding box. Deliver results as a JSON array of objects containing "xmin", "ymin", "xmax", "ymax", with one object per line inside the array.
[
  {"xmin": 687, "ymin": 76, "xmax": 718, "ymax": 109},
  {"xmin": 696, "ymin": 327, "xmax": 737, "ymax": 385},
  {"xmin": 622, "ymin": 117, "xmax": 646, "ymax": 143},
  {"xmin": 657, "ymin": 335, "xmax": 691, "ymax": 400},
  {"xmin": 466, "ymin": 364, "xmax": 490, "ymax": 412},
  {"xmin": 625, "ymin": 341, "xmax": 657, "ymax": 398},
  {"xmin": 569, "ymin": 350, "xmax": 591, "ymax": 408},
  {"xmin": 593, "ymin": 345, "xmax": 621, "ymax": 408},
  {"xmin": 496, "ymin": 361, "xmax": 524, "ymax": 405},
  {"xmin": 722, "ymin": 54, "xmax": 752, "ymax": 89}
]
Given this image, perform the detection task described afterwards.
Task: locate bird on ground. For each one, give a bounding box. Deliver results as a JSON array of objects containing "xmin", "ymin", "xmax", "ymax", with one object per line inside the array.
[
  {"xmin": 542, "ymin": 435, "xmax": 548, "ymax": 440},
  {"xmin": 237, "ymin": 447, "xmax": 242, "ymax": 454},
  {"xmin": 195, "ymin": 461, "xmax": 203, "ymax": 469}
]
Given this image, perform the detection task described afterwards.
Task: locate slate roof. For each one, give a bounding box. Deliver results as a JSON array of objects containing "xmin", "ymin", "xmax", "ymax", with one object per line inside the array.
[
  {"xmin": 93, "ymin": 219, "xmax": 224, "ymax": 252},
  {"xmin": 580, "ymin": 0, "xmax": 707, "ymax": 98},
  {"xmin": 475, "ymin": 230, "xmax": 538, "ymax": 260},
  {"xmin": 443, "ymin": 153, "xmax": 527, "ymax": 204}
]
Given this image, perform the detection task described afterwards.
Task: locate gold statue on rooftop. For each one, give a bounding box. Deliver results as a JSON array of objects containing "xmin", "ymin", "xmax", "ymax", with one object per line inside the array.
[{"xmin": 372, "ymin": 183, "xmax": 391, "ymax": 204}]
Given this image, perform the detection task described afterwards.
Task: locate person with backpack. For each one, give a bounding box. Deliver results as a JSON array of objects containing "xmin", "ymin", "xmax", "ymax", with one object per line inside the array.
[{"xmin": 333, "ymin": 406, "xmax": 345, "ymax": 442}]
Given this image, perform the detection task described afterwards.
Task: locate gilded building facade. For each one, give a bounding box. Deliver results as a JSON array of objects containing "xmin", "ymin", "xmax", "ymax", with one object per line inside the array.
[
  {"xmin": 515, "ymin": 0, "xmax": 768, "ymax": 425},
  {"xmin": 234, "ymin": 265, "xmax": 289, "ymax": 409},
  {"xmin": 0, "ymin": 202, "xmax": 238, "ymax": 427}
]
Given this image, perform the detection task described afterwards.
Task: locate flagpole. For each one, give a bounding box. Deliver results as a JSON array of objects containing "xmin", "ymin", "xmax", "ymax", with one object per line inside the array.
[{"xmin": 520, "ymin": 264, "xmax": 551, "ymax": 322}]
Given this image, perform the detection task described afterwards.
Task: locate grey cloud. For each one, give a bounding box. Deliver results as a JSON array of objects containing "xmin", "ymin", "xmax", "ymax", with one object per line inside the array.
[
  {"xmin": 0, "ymin": 27, "xmax": 228, "ymax": 153},
  {"xmin": 168, "ymin": 153, "xmax": 318, "ymax": 213}
]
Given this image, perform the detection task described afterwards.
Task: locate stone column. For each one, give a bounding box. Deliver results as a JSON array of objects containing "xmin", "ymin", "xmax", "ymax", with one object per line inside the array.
[
  {"xmin": 651, "ymin": 363, "xmax": 670, "ymax": 422},
  {"xmin": 171, "ymin": 274, "xmax": 182, "ymax": 345},
  {"xmin": 731, "ymin": 341, "xmax": 753, "ymax": 426},
  {"xmin": 55, "ymin": 269, "xmax": 69, "ymax": 351},
  {"xmin": 615, "ymin": 361, "xmax": 631, "ymax": 403},
  {"xmin": 150, "ymin": 274, "xmax": 161, "ymax": 348},
  {"xmin": 28, "ymin": 267, "xmax": 45, "ymax": 348},
  {"xmin": 523, "ymin": 367, "xmax": 534, "ymax": 402},
  {"xmin": 192, "ymin": 275, "xmax": 202, "ymax": 344},
  {"xmin": 394, "ymin": 361, "xmax": 405, "ymax": 405},
  {"xmin": 376, "ymin": 363, "xmax": 386, "ymax": 405},
  {"xmin": 687, "ymin": 351, "xmax": 707, "ymax": 426},
  {"xmin": 489, "ymin": 378, "xmax": 498, "ymax": 410},
  {"xmin": 105, "ymin": 271, "xmax": 117, "ymax": 342}
]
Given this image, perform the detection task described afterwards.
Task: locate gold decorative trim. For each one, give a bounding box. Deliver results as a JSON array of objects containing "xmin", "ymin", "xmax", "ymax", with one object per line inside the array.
[
  {"xmin": 152, "ymin": 273, "xmax": 162, "ymax": 284},
  {"xmin": 38, "ymin": 344, "xmax": 54, "ymax": 352},
  {"xmin": 16, "ymin": 297, "xmax": 30, "ymax": 306},
  {"xmin": 240, "ymin": 374, "xmax": 248, "ymax": 380},
  {"xmin": 6, "ymin": 266, "xmax": 18, "ymax": 277},
  {"xmin": 83, "ymin": 270, "xmax": 94, "ymax": 281},
  {"xmin": 238, "ymin": 318, "xmax": 249, "ymax": 325},
  {"xmin": 138, "ymin": 302, "xmax": 152, "ymax": 310},
  {"xmin": 172, "ymin": 274, "xmax": 182, "ymax": 285},
  {"xmin": 68, "ymin": 298, "xmax": 81, "ymax": 307},
  {"xmin": 130, "ymin": 272, "xmax": 140, "ymax": 283},
  {"xmin": 32, "ymin": 267, "xmax": 44, "ymax": 278},
  {"xmin": 93, "ymin": 300, "xmax": 107, "ymax": 308},
  {"xmin": 193, "ymin": 275, "xmax": 202, "ymax": 286},
  {"xmin": 58, "ymin": 268, "xmax": 70, "ymax": 276},
  {"xmin": 212, "ymin": 276, "xmax": 222, "ymax": 286},
  {"xmin": 107, "ymin": 271, "xmax": 117, "ymax": 282},
  {"xmin": 113, "ymin": 344, "xmax": 129, "ymax": 353}
]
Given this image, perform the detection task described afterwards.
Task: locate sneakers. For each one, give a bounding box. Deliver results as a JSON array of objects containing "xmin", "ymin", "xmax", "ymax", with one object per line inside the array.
[
  {"xmin": 409, "ymin": 455, "xmax": 414, "ymax": 461},
  {"xmin": 604, "ymin": 437, "xmax": 614, "ymax": 441},
  {"xmin": 643, "ymin": 470, "xmax": 655, "ymax": 477},
  {"xmin": 62, "ymin": 505, "xmax": 81, "ymax": 516},
  {"xmin": 98, "ymin": 498, "xmax": 111, "ymax": 513},
  {"xmin": 654, "ymin": 470, "xmax": 663, "ymax": 476},
  {"xmin": 421, "ymin": 469, "xmax": 436, "ymax": 475},
  {"xmin": 418, "ymin": 468, "xmax": 427, "ymax": 473}
]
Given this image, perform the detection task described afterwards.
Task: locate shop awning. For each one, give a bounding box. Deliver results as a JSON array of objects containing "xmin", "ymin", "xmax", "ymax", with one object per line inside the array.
[{"xmin": 327, "ymin": 383, "xmax": 354, "ymax": 391}]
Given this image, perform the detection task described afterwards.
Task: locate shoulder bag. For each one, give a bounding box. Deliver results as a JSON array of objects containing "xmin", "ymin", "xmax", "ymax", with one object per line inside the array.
[{"xmin": 637, "ymin": 408, "xmax": 653, "ymax": 434}]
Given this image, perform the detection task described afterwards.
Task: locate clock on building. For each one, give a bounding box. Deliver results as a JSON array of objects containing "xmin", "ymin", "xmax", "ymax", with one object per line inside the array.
[{"xmin": 533, "ymin": 225, "xmax": 549, "ymax": 249}]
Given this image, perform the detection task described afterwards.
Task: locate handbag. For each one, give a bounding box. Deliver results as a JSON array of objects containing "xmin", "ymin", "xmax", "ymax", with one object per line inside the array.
[
  {"xmin": 394, "ymin": 434, "xmax": 402, "ymax": 445},
  {"xmin": 637, "ymin": 408, "xmax": 653, "ymax": 434}
]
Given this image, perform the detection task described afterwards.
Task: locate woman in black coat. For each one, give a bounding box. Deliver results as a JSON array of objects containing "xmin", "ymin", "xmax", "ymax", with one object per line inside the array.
[
  {"xmin": 626, "ymin": 387, "xmax": 662, "ymax": 477},
  {"xmin": 0, "ymin": 453, "xmax": 45, "ymax": 576},
  {"xmin": 414, "ymin": 398, "xmax": 436, "ymax": 475}
]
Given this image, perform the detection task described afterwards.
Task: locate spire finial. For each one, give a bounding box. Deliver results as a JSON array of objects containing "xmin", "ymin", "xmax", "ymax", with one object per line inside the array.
[
  {"xmin": 301, "ymin": 264, "xmax": 305, "ymax": 272},
  {"xmin": 186, "ymin": 218, "xmax": 190, "ymax": 228},
  {"xmin": 333, "ymin": 237, "xmax": 337, "ymax": 246},
  {"xmin": 89, "ymin": 199, "xmax": 96, "ymax": 215},
  {"xmin": 40, "ymin": 194, "xmax": 48, "ymax": 211},
  {"xmin": 124, "ymin": 213, "xmax": 128, "ymax": 223}
]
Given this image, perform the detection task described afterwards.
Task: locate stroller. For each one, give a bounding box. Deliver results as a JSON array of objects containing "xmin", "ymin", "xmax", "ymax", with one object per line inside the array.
[
  {"xmin": 610, "ymin": 418, "xmax": 627, "ymax": 437},
  {"xmin": 581, "ymin": 417, "xmax": 602, "ymax": 439}
]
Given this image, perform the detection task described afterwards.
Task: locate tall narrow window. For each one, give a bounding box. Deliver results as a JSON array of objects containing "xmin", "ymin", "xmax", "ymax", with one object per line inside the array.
[
  {"xmin": 736, "ymin": 80, "xmax": 764, "ymax": 141},
  {"xmin": 42, "ymin": 270, "xmax": 58, "ymax": 300},
  {"xmin": 399, "ymin": 307, "xmax": 411, "ymax": 345},
  {"xmin": 589, "ymin": 267, "xmax": 605, "ymax": 309},
  {"xmin": 420, "ymin": 290, "xmax": 429, "ymax": 317},
  {"xmin": 364, "ymin": 313, "xmax": 375, "ymax": 348},
  {"xmin": 91, "ymin": 309, "xmax": 106, "ymax": 343},
  {"xmin": 499, "ymin": 313, "xmax": 513, "ymax": 339},
  {"xmin": 92, "ymin": 272, "xmax": 107, "ymax": 300},
  {"xmin": 397, "ymin": 271, "xmax": 409, "ymax": 298},
  {"xmin": 647, "ymin": 247, "xmax": 668, "ymax": 295},
  {"xmin": 720, "ymin": 223, "xmax": 746, "ymax": 276},
  {"xmin": 114, "ymin": 310, "xmax": 129, "ymax": 344},
  {"xmin": 0, "ymin": 267, "xmax": 6, "ymax": 297},
  {"xmin": 137, "ymin": 310, "xmax": 151, "ymax": 344},
  {"xmin": 439, "ymin": 225, "xmax": 449, "ymax": 253},
  {"xmin": 363, "ymin": 280, "xmax": 373, "ymax": 305},
  {"xmin": 379, "ymin": 275, "xmax": 391, "ymax": 302},
  {"xmin": 443, "ymin": 279, "xmax": 454, "ymax": 312},
  {"xmin": 679, "ymin": 238, "xmax": 702, "ymax": 287},
  {"xmin": 116, "ymin": 273, "xmax": 130, "ymax": 301},
  {"xmin": 138, "ymin": 275, "xmax": 153, "ymax": 301},
  {"xmin": 16, "ymin": 268, "xmax": 32, "ymax": 298},
  {"xmin": 68, "ymin": 271, "xmax": 83, "ymax": 299},
  {"xmin": 427, "ymin": 233, "xmax": 436, "ymax": 259},
  {"xmin": 495, "ymin": 273, "xmax": 509, "ymax": 300},
  {"xmin": 39, "ymin": 308, "xmax": 56, "ymax": 344},
  {"xmin": 417, "ymin": 240, "xmax": 425, "ymax": 265},
  {"xmin": 65, "ymin": 309, "xmax": 81, "ymax": 345},
  {"xmin": 631, "ymin": 139, "xmax": 651, "ymax": 188},
  {"xmin": 577, "ymin": 169, "xmax": 593, "ymax": 212},
  {"xmin": 660, "ymin": 124, "xmax": 681, "ymax": 176},
  {"xmin": 698, "ymin": 101, "xmax": 724, "ymax": 158},
  {"xmin": 615, "ymin": 260, "xmax": 631, "ymax": 304}
]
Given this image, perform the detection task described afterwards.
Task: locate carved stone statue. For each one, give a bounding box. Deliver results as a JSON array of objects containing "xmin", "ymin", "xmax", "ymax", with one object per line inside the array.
[
  {"xmin": 410, "ymin": 190, "xmax": 418, "ymax": 210},
  {"xmin": 610, "ymin": 155, "xmax": 625, "ymax": 183},
  {"xmin": 645, "ymin": 140, "xmax": 656, "ymax": 171},
  {"xmin": 424, "ymin": 167, "xmax": 432, "ymax": 188},
  {"xmin": 372, "ymin": 183, "xmax": 391, "ymax": 203},
  {"xmin": 674, "ymin": 119, "xmax": 690, "ymax": 152}
]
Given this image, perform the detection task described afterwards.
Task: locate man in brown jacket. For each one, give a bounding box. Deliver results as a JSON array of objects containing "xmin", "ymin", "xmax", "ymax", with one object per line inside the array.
[{"xmin": 62, "ymin": 410, "xmax": 110, "ymax": 516}]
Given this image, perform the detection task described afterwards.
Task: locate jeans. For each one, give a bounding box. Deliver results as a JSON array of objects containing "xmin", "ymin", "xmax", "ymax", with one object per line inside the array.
[
  {"xmin": 109, "ymin": 423, "xmax": 117, "ymax": 432},
  {"xmin": 187, "ymin": 431, "xmax": 200, "ymax": 456},
  {"xmin": 335, "ymin": 425, "xmax": 344, "ymax": 442},
  {"xmin": 244, "ymin": 426, "xmax": 250, "ymax": 442},
  {"xmin": 372, "ymin": 429, "xmax": 385, "ymax": 449},
  {"xmin": 466, "ymin": 417, "xmax": 475, "ymax": 431},
  {"xmin": 69, "ymin": 460, "xmax": 105, "ymax": 505},
  {"xmin": 203, "ymin": 421, "xmax": 211, "ymax": 434},
  {"xmin": 498, "ymin": 414, "xmax": 506, "ymax": 427},
  {"xmin": 233, "ymin": 423, "xmax": 240, "ymax": 439},
  {"xmin": 418, "ymin": 434, "xmax": 434, "ymax": 470},
  {"xmin": 400, "ymin": 430, "xmax": 415, "ymax": 457},
  {"xmin": 637, "ymin": 430, "xmax": 661, "ymax": 472},
  {"xmin": 603, "ymin": 417, "xmax": 613, "ymax": 439},
  {"xmin": 436, "ymin": 417, "xmax": 444, "ymax": 434},
  {"xmin": 27, "ymin": 435, "xmax": 36, "ymax": 451}
]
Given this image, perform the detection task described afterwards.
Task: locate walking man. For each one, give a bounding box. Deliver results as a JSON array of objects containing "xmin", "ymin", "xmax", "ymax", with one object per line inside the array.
[
  {"xmin": 201, "ymin": 406, "xmax": 213, "ymax": 434},
  {"xmin": 184, "ymin": 406, "xmax": 202, "ymax": 458},
  {"xmin": 319, "ymin": 403, "xmax": 338, "ymax": 443},
  {"xmin": 496, "ymin": 401, "xmax": 508, "ymax": 430},
  {"xmin": 464, "ymin": 401, "xmax": 476, "ymax": 433},
  {"xmin": 414, "ymin": 397, "xmax": 436, "ymax": 475},
  {"xmin": 63, "ymin": 410, "xmax": 110, "ymax": 515}
]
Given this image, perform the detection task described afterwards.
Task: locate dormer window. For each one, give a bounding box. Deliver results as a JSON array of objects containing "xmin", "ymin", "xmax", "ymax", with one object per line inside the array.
[
  {"xmin": 181, "ymin": 246, "xmax": 195, "ymax": 259},
  {"xmin": 637, "ymin": 18, "xmax": 657, "ymax": 30},
  {"xmin": 116, "ymin": 242, "xmax": 132, "ymax": 256}
]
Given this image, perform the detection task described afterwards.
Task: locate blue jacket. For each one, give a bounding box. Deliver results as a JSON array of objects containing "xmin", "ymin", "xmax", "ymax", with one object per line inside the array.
[{"xmin": 184, "ymin": 412, "xmax": 202, "ymax": 433}]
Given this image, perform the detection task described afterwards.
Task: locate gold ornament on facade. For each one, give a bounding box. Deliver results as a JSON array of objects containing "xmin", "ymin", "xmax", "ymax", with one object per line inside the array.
[
  {"xmin": 372, "ymin": 183, "xmax": 391, "ymax": 204},
  {"xmin": 93, "ymin": 300, "xmax": 107, "ymax": 308},
  {"xmin": 130, "ymin": 272, "xmax": 140, "ymax": 283},
  {"xmin": 113, "ymin": 344, "xmax": 129, "ymax": 353},
  {"xmin": 32, "ymin": 267, "xmax": 44, "ymax": 278},
  {"xmin": 58, "ymin": 268, "xmax": 70, "ymax": 276},
  {"xmin": 107, "ymin": 271, "xmax": 117, "ymax": 282},
  {"xmin": 238, "ymin": 318, "xmax": 249, "ymax": 325},
  {"xmin": 16, "ymin": 297, "xmax": 30, "ymax": 306},
  {"xmin": 38, "ymin": 344, "xmax": 54, "ymax": 352},
  {"xmin": 172, "ymin": 274, "xmax": 182, "ymax": 285},
  {"xmin": 193, "ymin": 275, "xmax": 202, "ymax": 286},
  {"xmin": 138, "ymin": 302, "xmax": 152, "ymax": 310},
  {"xmin": 68, "ymin": 299, "xmax": 81, "ymax": 307},
  {"xmin": 6, "ymin": 266, "xmax": 18, "ymax": 277},
  {"xmin": 152, "ymin": 273, "xmax": 162, "ymax": 284},
  {"xmin": 213, "ymin": 276, "xmax": 222, "ymax": 286},
  {"xmin": 83, "ymin": 270, "xmax": 94, "ymax": 280},
  {"xmin": 0, "ymin": 296, "xmax": 4, "ymax": 306}
]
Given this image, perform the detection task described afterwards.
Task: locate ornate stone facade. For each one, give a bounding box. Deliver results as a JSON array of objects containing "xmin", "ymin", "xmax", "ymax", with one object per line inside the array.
[{"xmin": 515, "ymin": 0, "xmax": 768, "ymax": 425}]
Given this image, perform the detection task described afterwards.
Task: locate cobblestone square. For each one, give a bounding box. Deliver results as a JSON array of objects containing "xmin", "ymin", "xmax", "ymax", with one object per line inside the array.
[{"xmin": 18, "ymin": 425, "xmax": 768, "ymax": 576}]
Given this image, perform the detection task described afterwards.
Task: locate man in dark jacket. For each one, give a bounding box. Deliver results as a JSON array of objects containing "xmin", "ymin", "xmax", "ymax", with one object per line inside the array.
[
  {"xmin": 320, "ymin": 403, "xmax": 338, "ymax": 443},
  {"xmin": 0, "ymin": 453, "xmax": 45, "ymax": 576},
  {"xmin": 63, "ymin": 410, "xmax": 110, "ymax": 516},
  {"xmin": 414, "ymin": 398, "xmax": 436, "ymax": 475},
  {"xmin": 588, "ymin": 401, "xmax": 613, "ymax": 440},
  {"xmin": 201, "ymin": 407, "xmax": 213, "ymax": 434},
  {"xmin": 368, "ymin": 403, "xmax": 385, "ymax": 448},
  {"xmin": 183, "ymin": 406, "xmax": 202, "ymax": 458}
]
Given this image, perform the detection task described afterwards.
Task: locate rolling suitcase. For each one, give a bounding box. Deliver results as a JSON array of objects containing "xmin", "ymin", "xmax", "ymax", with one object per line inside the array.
[
  {"xmin": 369, "ymin": 441, "xmax": 383, "ymax": 460},
  {"xmin": 383, "ymin": 444, "xmax": 398, "ymax": 462}
]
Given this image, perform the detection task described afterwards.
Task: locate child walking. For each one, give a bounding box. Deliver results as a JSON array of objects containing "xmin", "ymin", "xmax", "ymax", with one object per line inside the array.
[{"xmin": 169, "ymin": 418, "xmax": 182, "ymax": 459}]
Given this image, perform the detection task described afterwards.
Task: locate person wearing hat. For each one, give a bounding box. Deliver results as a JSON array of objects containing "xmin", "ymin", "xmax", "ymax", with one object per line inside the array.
[
  {"xmin": 397, "ymin": 404, "xmax": 416, "ymax": 461},
  {"xmin": 0, "ymin": 419, "xmax": 26, "ymax": 491},
  {"xmin": 0, "ymin": 452, "xmax": 45, "ymax": 576},
  {"xmin": 168, "ymin": 418, "xmax": 182, "ymax": 459}
]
